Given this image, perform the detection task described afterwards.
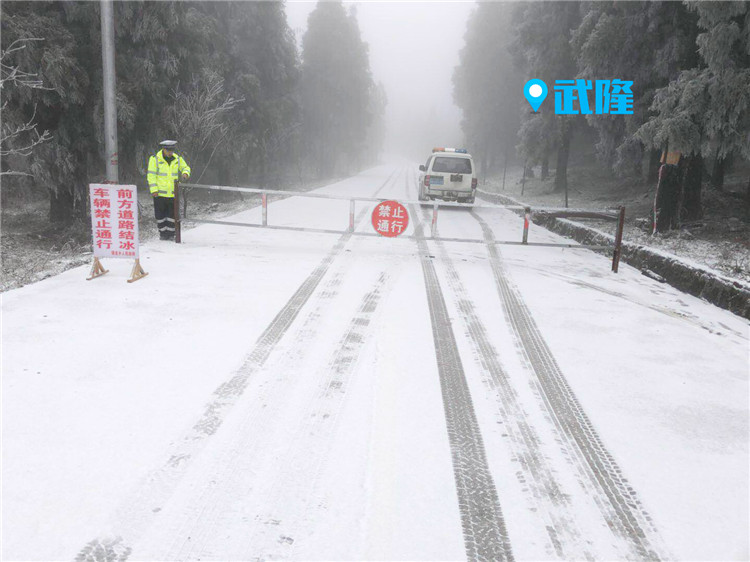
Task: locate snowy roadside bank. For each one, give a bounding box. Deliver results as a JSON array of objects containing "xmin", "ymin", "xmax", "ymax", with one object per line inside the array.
[
  {"xmin": 478, "ymin": 189, "xmax": 750, "ymax": 319},
  {"xmin": 0, "ymin": 176, "xmax": 345, "ymax": 293}
]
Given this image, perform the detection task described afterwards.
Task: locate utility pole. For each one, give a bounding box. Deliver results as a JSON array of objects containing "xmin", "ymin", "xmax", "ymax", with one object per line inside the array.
[{"xmin": 101, "ymin": 0, "xmax": 118, "ymax": 182}]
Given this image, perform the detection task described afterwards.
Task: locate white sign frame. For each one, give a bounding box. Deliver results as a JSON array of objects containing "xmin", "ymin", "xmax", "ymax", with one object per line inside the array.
[{"xmin": 89, "ymin": 183, "xmax": 140, "ymax": 260}]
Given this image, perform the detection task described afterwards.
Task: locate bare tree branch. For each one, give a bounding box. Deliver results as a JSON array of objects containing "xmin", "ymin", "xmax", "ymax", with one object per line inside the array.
[
  {"xmin": 0, "ymin": 38, "xmax": 55, "ymax": 91},
  {"xmin": 166, "ymin": 75, "xmax": 244, "ymax": 179},
  {"xmin": 195, "ymin": 130, "xmax": 229, "ymax": 184},
  {"xmin": 1, "ymin": 104, "xmax": 52, "ymax": 157}
]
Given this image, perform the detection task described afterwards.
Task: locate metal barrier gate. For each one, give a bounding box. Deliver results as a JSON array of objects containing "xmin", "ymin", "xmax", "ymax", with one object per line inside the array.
[{"xmin": 175, "ymin": 182, "xmax": 627, "ymax": 272}]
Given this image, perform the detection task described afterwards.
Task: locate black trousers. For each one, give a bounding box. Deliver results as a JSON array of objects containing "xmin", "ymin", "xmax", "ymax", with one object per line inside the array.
[{"xmin": 153, "ymin": 196, "xmax": 176, "ymax": 239}]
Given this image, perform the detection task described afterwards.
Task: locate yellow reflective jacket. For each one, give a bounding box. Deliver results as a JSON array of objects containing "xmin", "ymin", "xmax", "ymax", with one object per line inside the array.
[{"xmin": 147, "ymin": 150, "xmax": 191, "ymax": 197}]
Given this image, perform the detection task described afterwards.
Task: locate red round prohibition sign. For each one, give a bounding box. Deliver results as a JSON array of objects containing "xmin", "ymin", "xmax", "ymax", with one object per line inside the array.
[{"xmin": 372, "ymin": 200, "xmax": 409, "ymax": 237}]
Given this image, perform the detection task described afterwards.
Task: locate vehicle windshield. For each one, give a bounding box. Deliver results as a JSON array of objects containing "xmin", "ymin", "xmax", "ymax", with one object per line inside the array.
[{"xmin": 432, "ymin": 157, "xmax": 472, "ymax": 174}]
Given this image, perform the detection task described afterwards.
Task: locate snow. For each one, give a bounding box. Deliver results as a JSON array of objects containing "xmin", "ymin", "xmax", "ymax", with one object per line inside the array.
[
  {"xmin": 497, "ymin": 242, "xmax": 749, "ymax": 560},
  {"xmin": 478, "ymin": 185, "xmax": 750, "ymax": 288},
  {"xmin": 2, "ymin": 163, "xmax": 748, "ymax": 561}
]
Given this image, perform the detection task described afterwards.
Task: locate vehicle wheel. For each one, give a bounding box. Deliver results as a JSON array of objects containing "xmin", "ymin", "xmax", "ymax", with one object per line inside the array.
[{"xmin": 418, "ymin": 186, "xmax": 426, "ymax": 201}]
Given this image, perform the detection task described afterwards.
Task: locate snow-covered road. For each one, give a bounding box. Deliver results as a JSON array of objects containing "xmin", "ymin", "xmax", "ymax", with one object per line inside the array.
[{"xmin": 2, "ymin": 164, "xmax": 748, "ymax": 561}]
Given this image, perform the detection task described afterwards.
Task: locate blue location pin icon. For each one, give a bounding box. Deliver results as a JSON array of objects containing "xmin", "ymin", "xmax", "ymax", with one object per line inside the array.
[{"xmin": 524, "ymin": 79, "xmax": 548, "ymax": 112}]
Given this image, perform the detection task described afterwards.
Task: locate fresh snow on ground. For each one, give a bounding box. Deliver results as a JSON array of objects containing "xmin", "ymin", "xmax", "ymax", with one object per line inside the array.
[{"xmin": 2, "ymin": 163, "xmax": 748, "ymax": 561}]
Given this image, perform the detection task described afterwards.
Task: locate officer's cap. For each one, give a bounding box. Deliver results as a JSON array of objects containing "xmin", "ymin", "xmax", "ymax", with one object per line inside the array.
[{"xmin": 159, "ymin": 140, "xmax": 178, "ymax": 149}]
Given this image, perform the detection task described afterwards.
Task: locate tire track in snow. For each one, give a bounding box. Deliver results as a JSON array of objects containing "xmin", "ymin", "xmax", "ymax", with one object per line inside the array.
[
  {"xmin": 75, "ymin": 167, "xmax": 402, "ymax": 562},
  {"xmin": 469, "ymin": 209, "xmax": 666, "ymax": 561},
  {"xmin": 192, "ymin": 167, "xmax": 399, "ymax": 438},
  {"xmin": 140, "ymin": 261, "xmax": 354, "ymax": 560},
  {"xmin": 216, "ymin": 273, "xmax": 392, "ymax": 561},
  {"xmin": 414, "ymin": 204, "xmax": 595, "ymax": 560},
  {"xmin": 154, "ymin": 274, "xmax": 392, "ymax": 560},
  {"xmin": 409, "ymin": 200, "xmax": 514, "ymax": 562},
  {"xmin": 144, "ymin": 176, "xmax": 405, "ymax": 560}
]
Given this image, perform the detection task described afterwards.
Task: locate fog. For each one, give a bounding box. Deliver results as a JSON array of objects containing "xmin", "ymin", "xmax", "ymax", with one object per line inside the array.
[{"xmin": 285, "ymin": 1, "xmax": 476, "ymax": 162}]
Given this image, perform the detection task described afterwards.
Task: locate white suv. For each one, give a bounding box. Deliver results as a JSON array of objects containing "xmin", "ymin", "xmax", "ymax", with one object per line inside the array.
[{"xmin": 418, "ymin": 148, "xmax": 477, "ymax": 204}]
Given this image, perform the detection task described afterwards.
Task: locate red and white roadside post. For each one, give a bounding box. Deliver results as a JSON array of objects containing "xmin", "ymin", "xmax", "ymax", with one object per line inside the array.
[
  {"xmin": 522, "ymin": 206, "xmax": 531, "ymax": 244},
  {"xmin": 88, "ymin": 183, "xmax": 147, "ymax": 283},
  {"xmin": 372, "ymin": 200, "xmax": 409, "ymax": 238}
]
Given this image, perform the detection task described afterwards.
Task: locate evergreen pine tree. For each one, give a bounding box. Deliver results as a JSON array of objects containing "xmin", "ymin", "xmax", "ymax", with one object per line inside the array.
[{"xmin": 301, "ymin": 1, "xmax": 374, "ymax": 178}]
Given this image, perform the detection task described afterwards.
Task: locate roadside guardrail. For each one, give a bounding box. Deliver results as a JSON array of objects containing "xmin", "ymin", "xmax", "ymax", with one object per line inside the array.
[{"xmin": 176, "ymin": 182, "xmax": 626, "ymax": 272}]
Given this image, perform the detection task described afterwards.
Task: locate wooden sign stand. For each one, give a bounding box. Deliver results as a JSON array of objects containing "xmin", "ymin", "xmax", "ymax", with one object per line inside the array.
[
  {"xmin": 87, "ymin": 257, "xmax": 109, "ymax": 280},
  {"xmin": 127, "ymin": 259, "xmax": 148, "ymax": 283},
  {"xmin": 87, "ymin": 257, "xmax": 148, "ymax": 283}
]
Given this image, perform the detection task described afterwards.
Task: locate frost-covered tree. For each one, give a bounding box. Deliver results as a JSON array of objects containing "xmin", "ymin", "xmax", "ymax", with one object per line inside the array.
[
  {"xmin": 454, "ymin": 3, "xmax": 523, "ymax": 180},
  {"xmin": 364, "ymin": 81, "xmax": 387, "ymax": 166},
  {"xmin": 166, "ymin": 73, "xmax": 242, "ymax": 213},
  {"xmin": 1, "ymin": 3, "xmax": 92, "ymax": 220},
  {"xmin": 1, "ymin": 1, "xmax": 198, "ymax": 220},
  {"xmin": 572, "ymin": 1, "xmax": 700, "ymax": 179},
  {"xmin": 687, "ymin": 1, "xmax": 749, "ymax": 190},
  {"xmin": 511, "ymin": 1, "xmax": 581, "ymax": 193},
  {"xmin": 1, "ymin": 1, "xmax": 301, "ymax": 221},
  {"xmin": 301, "ymin": 1, "xmax": 374, "ymax": 178},
  {"xmin": 0, "ymin": 38, "xmax": 53, "ymax": 177},
  {"xmin": 197, "ymin": 2, "xmax": 300, "ymax": 186},
  {"xmin": 637, "ymin": 1, "xmax": 749, "ymax": 218}
]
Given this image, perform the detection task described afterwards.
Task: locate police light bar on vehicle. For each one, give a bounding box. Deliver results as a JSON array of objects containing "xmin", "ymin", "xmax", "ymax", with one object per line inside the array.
[{"xmin": 432, "ymin": 147, "xmax": 468, "ymax": 153}]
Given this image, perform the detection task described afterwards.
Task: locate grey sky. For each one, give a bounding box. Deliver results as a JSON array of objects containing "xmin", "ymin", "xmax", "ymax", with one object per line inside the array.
[{"xmin": 285, "ymin": 1, "xmax": 477, "ymax": 159}]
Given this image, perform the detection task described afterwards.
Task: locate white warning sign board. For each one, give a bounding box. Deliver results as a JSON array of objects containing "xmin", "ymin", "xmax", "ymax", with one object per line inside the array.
[{"xmin": 89, "ymin": 184, "xmax": 139, "ymax": 259}]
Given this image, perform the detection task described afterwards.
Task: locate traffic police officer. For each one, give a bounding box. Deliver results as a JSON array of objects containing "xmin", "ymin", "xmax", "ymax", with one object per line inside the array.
[{"xmin": 147, "ymin": 140, "xmax": 191, "ymax": 240}]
